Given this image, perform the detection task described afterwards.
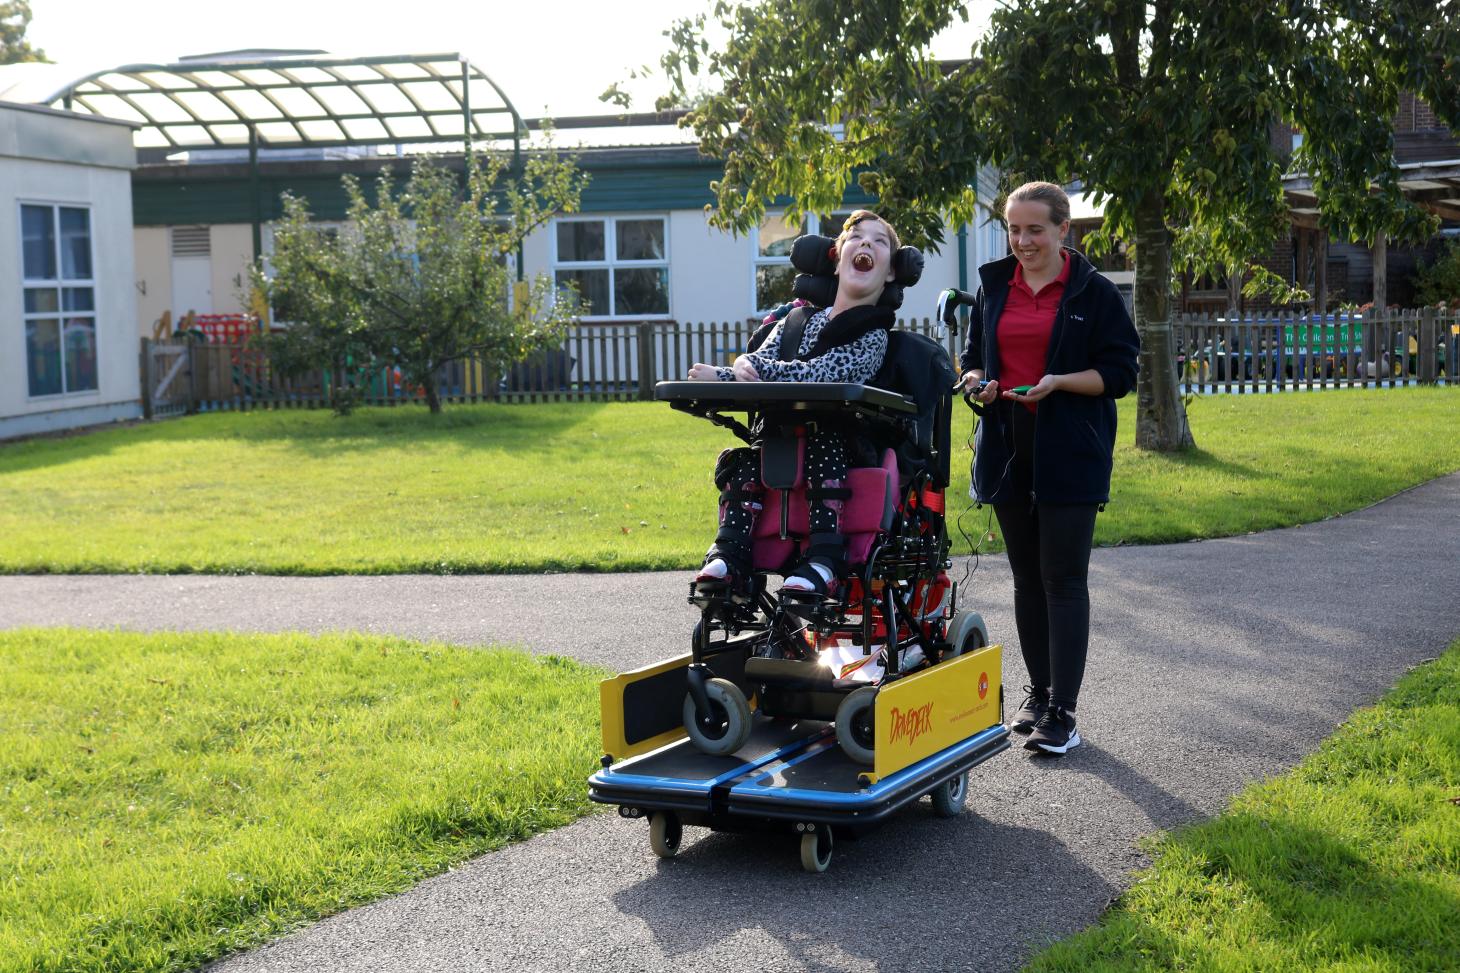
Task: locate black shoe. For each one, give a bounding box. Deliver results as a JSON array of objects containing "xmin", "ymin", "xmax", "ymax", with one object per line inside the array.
[
  {"xmin": 1009, "ymin": 685, "xmax": 1048, "ymax": 734},
  {"xmin": 1024, "ymin": 705, "xmax": 1080, "ymax": 754}
]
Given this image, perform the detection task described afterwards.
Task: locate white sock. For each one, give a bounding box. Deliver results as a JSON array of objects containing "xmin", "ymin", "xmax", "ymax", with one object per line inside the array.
[
  {"xmin": 698, "ymin": 558, "xmax": 729, "ymax": 579},
  {"xmin": 782, "ymin": 561, "xmax": 833, "ymax": 591}
]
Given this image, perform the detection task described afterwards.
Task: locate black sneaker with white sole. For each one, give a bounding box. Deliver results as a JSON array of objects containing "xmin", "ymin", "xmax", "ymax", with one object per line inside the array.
[
  {"xmin": 1009, "ymin": 685, "xmax": 1048, "ymax": 734},
  {"xmin": 1024, "ymin": 705, "xmax": 1080, "ymax": 754}
]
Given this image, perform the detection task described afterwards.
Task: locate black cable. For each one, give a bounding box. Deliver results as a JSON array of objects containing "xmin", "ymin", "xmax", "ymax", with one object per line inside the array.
[{"xmin": 955, "ymin": 396, "xmax": 1015, "ymax": 594}]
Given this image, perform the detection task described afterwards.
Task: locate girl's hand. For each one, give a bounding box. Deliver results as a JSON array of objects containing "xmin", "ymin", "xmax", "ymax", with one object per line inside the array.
[
  {"xmin": 1003, "ymin": 374, "xmax": 1059, "ymax": 402},
  {"xmin": 731, "ymin": 356, "xmax": 761, "ymax": 382},
  {"xmin": 687, "ymin": 363, "xmax": 719, "ymax": 381}
]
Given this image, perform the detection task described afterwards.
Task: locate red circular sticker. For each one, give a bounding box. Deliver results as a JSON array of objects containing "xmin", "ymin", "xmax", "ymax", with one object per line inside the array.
[{"xmin": 978, "ymin": 672, "xmax": 989, "ymax": 700}]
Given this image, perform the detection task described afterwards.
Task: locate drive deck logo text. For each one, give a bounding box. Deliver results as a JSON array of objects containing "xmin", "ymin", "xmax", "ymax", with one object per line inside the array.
[{"xmin": 888, "ymin": 702, "xmax": 934, "ymax": 747}]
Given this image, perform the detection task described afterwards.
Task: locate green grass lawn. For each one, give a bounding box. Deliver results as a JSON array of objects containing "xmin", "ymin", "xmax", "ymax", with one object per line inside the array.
[
  {"xmin": 0, "ymin": 628, "xmax": 603, "ymax": 973},
  {"xmin": 1024, "ymin": 638, "xmax": 1460, "ymax": 973},
  {"xmin": 1, "ymin": 388, "xmax": 1457, "ymax": 574}
]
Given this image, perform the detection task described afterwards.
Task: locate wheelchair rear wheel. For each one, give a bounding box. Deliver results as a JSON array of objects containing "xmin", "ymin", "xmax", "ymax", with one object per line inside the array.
[
  {"xmin": 944, "ymin": 610, "xmax": 987, "ymax": 659},
  {"xmin": 683, "ymin": 678, "xmax": 752, "ymax": 756}
]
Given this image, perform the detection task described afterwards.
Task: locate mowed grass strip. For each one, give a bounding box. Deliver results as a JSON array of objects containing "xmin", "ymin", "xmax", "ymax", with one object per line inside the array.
[
  {"xmin": 0, "ymin": 628, "xmax": 603, "ymax": 973},
  {"xmin": 1, "ymin": 387, "xmax": 1457, "ymax": 574},
  {"xmin": 1024, "ymin": 639, "xmax": 1460, "ymax": 973}
]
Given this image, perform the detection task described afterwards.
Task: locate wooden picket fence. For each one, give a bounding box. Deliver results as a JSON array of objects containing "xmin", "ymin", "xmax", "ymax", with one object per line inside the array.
[{"xmin": 140, "ymin": 308, "xmax": 1456, "ymax": 415}]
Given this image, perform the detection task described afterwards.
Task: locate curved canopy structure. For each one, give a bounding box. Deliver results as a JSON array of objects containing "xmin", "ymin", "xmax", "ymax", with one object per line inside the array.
[{"xmin": 42, "ymin": 52, "xmax": 522, "ymax": 151}]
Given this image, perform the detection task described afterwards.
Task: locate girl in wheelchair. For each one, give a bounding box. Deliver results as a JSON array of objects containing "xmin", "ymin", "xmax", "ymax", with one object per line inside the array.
[{"xmin": 685, "ymin": 210, "xmax": 904, "ymax": 601}]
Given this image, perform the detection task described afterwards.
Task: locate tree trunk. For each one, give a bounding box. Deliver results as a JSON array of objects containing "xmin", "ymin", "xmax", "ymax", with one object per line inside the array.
[
  {"xmin": 424, "ymin": 376, "xmax": 442, "ymax": 414},
  {"xmin": 1132, "ymin": 188, "xmax": 1195, "ymax": 451},
  {"xmin": 1371, "ymin": 229, "xmax": 1387, "ymax": 311}
]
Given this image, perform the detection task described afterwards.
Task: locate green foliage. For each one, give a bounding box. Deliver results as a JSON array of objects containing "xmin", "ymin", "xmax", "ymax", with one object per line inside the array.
[
  {"xmin": 0, "ymin": 1, "xmax": 45, "ymax": 64},
  {"xmin": 252, "ymin": 150, "xmax": 589, "ymax": 414},
  {"xmin": 654, "ymin": 1, "xmax": 1460, "ymax": 449},
  {"xmin": 1411, "ymin": 239, "xmax": 1460, "ymax": 308},
  {"xmin": 0, "ymin": 628, "xmax": 603, "ymax": 973},
  {"xmin": 1, "ymin": 390, "xmax": 1458, "ymax": 574}
]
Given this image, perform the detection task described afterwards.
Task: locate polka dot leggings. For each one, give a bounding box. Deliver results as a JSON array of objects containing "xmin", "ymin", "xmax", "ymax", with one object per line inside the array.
[{"xmin": 712, "ymin": 432, "xmax": 848, "ymax": 562}]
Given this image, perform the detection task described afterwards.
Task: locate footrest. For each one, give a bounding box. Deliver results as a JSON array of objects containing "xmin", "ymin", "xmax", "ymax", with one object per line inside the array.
[{"xmin": 745, "ymin": 657, "xmax": 840, "ymax": 693}]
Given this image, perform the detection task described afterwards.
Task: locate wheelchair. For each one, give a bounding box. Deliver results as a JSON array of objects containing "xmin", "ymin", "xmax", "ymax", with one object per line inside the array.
[{"xmin": 655, "ymin": 234, "xmax": 990, "ymax": 766}]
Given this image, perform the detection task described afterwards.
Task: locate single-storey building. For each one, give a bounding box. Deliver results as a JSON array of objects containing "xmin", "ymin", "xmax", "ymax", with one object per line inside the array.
[{"xmin": 1, "ymin": 101, "xmax": 140, "ymax": 439}]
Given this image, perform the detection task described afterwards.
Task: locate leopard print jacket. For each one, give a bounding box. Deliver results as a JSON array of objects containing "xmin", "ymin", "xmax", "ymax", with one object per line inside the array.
[{"xmin": 713, "ymin": 308, "xmax": 887, "ymax": 383}]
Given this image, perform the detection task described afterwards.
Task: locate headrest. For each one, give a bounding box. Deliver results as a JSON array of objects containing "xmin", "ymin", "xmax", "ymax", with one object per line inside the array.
[{"xmin": 788, "ymin": 234, "xmax": 924, "ymax": 311}]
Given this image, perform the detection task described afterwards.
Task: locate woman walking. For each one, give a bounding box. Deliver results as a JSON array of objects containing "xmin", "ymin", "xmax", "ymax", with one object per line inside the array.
[{"xmin": 958, "ymin": 181, "xmax": 1140, "ymax": 755}]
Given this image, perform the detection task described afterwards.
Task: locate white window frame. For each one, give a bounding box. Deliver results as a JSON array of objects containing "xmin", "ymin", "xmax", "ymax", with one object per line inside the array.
[
  {"xmin": 19, "ymin": 200, "xmax": 99, "ymax": 400},
  {"xmin": 750, "ymin": 211, "xmax": 854, "ymax": 316},
  {"xmin": 751, "ymin": 211, "xmax": 805, "ymax": 318},
  {"xmin": 552, "ymin": 214, "xmax": 670, "ymax": 321}
]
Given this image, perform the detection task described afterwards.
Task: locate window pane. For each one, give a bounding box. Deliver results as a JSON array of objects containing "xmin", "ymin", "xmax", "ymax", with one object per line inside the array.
[
  {"xmin": 21, "ymin": 205, "xmax": 56, "ymax": 280},
  {"xmin": 756, "ymin": 264, "xmax": 797, "ymax": 312},
  {"xmin": 616, "ymin": 219, "xmax": 665, "ymax": 261},
  {"xmin": 556, "ymin": 269, "xmax": 609, "ymax": 316},
  {"xmin": 63, "ymin": 287, "xmax": 95, "ymax": 312},
  {"xmin": 60, "ymin": 208, "xmax": 92, "ymax": 279},
  {"xmin": 556, "ymin": 221, "xmax": 604, "ymax": 262},
  {"xmin": 759, "ymin": 216, "xmax": 802, "ymax": 257},
  {"xmin": 26, "ymin": 318, "xmax": 63, "ymax": 396},
  {"xmin": 24, "ymin": 288, "xmax": 59, "ymax": 313},
  {"xmin": 819, "ymin": 212, "xmax": 855, "ymax": 237},
  {"xmin": 614, "ymin": 267, "xmax": 669, "ymax": 315},
  {"xmin": 64, "ymin": 318, "xmax": 99, "ymax": 392}
]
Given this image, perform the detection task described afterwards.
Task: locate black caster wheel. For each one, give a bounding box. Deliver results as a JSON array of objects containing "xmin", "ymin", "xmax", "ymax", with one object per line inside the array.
[
  {"xmin": 930, "ymin": 771, "xmax": 969, "ymax": 817},
  {"xmin": 799, "ymin": 825, "xmax": 833, "ymax": 873},
  {"xmin": 649, "ymin": 811, "xmax": 682, "ymax": 859}
]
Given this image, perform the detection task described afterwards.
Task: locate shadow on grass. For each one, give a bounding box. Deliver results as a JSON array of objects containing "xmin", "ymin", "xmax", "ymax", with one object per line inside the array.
[
  {"xmin": 0, "ymin": 401, "xmax": 624, "ymax": 474},
  {"xmin": 1029, "ymin": 816, "xmax": 1460, "ymax": 971}
]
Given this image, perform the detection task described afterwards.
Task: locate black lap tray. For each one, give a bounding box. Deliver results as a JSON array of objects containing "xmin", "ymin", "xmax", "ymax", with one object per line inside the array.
[{"xmin": 654, "ymin": 381, "xmax": 915, "ymax": 416}]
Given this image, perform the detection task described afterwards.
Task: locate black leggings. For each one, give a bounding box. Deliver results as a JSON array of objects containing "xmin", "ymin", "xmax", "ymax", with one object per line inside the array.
[{"xmin": 993, "ymin": 403, "xmax": 1098, "ymax": 711}]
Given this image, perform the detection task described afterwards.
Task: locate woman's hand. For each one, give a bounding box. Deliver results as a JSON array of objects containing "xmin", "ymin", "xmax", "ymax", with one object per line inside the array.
[
  {"xmin": 960, "ymin": 370, "xmax": 998, "ymax": 404},
  {"xmin": 731, "ymin": 356, "xmax": 761, "ymax": 382},
  {"xmin": 686, "ymin": 363, "xmax": 719, "ymax": 381},
  {"xmin": 1003, "ymin": 374, "xmax": 1059, "ymax": 402}
]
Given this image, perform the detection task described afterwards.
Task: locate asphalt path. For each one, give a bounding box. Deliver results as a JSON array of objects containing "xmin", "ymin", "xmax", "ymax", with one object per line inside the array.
[{"xmin": 4, "ymin": 473, "xmax": 1459, "ymax": 973}]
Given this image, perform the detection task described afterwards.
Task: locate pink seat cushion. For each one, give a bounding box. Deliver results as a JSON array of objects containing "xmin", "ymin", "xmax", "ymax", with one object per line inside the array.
[{"xmin": 750, "ymin": 449, "xmax": 897, "ymax": 569}]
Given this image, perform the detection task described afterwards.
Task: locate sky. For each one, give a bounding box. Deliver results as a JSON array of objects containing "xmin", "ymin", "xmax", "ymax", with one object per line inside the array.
[{"xmin": 26, "ymin": 0, "xmax": 998, "ymax": 120}]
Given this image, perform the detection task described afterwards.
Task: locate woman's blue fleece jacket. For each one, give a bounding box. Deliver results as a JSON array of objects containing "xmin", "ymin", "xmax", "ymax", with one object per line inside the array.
[{"xmin": 957, "ymin": 248, "xmax": 1141, "ymax": 506}]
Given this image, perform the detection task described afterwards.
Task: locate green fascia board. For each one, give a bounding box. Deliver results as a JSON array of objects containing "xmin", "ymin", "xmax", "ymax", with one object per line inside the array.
[{"xmin": 132, "ymin": 150, "xmax": 881, "ymax": 225}]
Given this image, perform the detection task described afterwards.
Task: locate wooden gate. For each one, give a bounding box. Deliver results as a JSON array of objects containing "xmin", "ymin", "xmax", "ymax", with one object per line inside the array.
[{"xmin": 140, "ymin": 339, "xmax": 192, "ymax": 418}]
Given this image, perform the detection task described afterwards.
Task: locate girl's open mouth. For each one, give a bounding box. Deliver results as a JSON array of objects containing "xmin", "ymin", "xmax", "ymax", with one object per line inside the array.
[{"xmin": 852, "ymin": 252, "xmax": 874, "ymax": 272}]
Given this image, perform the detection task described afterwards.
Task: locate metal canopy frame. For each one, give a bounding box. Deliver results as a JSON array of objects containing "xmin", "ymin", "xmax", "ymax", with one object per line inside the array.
[
  {"xmin": 42, "ymin": 52, "xmax": 523, "ymax": 152},
  {"xmin": 42, "ymin": 52, "xmax": 525, "ymax": 264}
]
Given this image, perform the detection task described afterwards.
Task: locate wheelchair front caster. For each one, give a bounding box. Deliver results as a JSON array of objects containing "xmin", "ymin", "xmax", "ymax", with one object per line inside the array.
[
  {"xmin": 834, "ymin": 686, "xmax": 877, "ymax": 766},
  {"xmin": 799, "ymin": 824, "xmax": 833, "ymax": 873},
  {"xmin": 649, "ymin": 811, "xmax": 682, "ymax": 859},
  {"xmin": 683, "ymin": 677, "xmax": 752, "ymax": 756}
]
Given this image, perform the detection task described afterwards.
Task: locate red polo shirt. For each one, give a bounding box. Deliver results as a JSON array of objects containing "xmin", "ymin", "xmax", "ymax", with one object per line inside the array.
[{"xmin": 999, "ymin": 252, "xmax": 1069, "ymax": 409}]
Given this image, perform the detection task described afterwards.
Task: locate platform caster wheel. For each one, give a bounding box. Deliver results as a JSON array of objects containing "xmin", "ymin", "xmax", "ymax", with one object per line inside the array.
[
  {"xmin": 683, "ymin": 678, "xmax": 752, "ymax": 756},
  {"xmin": 930, "ymin": 771, "xmax": 969, "ymax": 818},
  {"xmin": 799, "ymin": 826, "xmax": 833, "ymax": 873},
  {"xmin": 834, "ymin": 686, "xmax": 877, "ymax": 766},
  {"xmin": 649, "ymin": 811, "xmax": 682, "ymax": 859}
]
